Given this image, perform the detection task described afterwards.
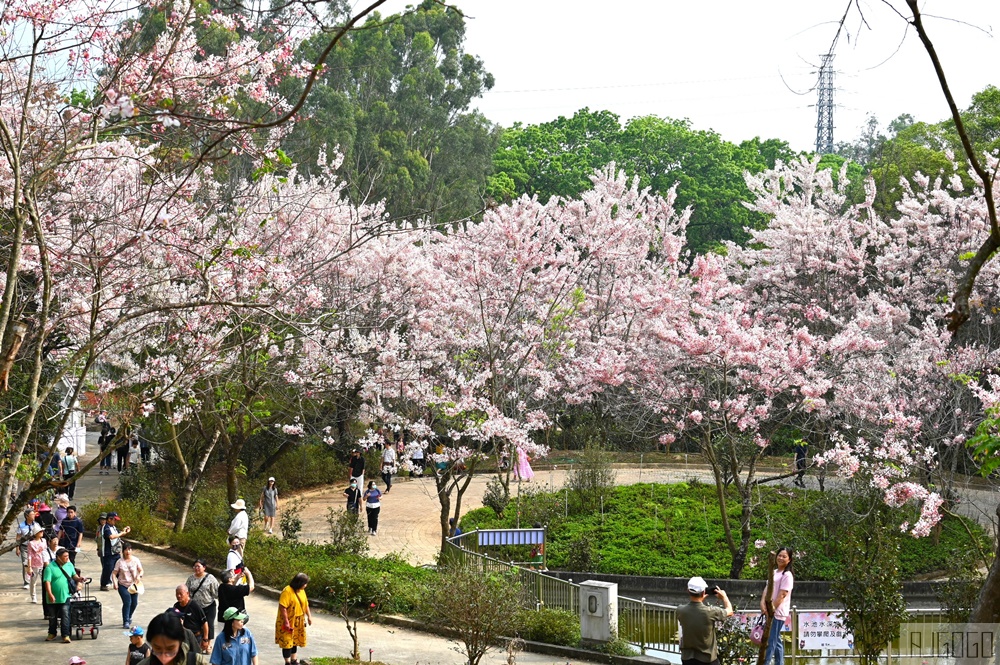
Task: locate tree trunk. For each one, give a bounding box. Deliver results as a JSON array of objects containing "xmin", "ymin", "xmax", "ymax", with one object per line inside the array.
[
  {"xmin": 969, "ymin": 502, "xmax": 1000, "ymax": 623},
  {"xmin": 174, "ymin": 431, "xmax": 220, "ymax": 533}
]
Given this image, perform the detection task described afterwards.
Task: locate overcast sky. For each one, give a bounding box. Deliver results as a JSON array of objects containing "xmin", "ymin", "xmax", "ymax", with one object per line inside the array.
[{"xmin": 376, "ymin": 0, "xmax": 1000, "ymax": 152}]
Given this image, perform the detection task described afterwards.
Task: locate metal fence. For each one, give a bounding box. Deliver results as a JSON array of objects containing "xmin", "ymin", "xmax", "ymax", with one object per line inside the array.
[
  {"xmin": 445, "ymin": 532, "xmax": 954, "ymax": 663},
  {"xmin": 444, "ymin": 531, "xmax": 579, "ymax": 614},
  {"xmin": 618, "ymin": 595, "xmax": 680, "ymax": 654}
]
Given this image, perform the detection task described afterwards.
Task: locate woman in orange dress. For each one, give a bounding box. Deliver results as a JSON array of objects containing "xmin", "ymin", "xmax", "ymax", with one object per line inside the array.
[{"xmin": 274, "ymin": 573, "xmax": 311, "ymax": 665}]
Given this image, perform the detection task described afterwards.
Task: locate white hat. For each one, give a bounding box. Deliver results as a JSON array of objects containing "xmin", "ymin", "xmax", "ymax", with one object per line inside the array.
[
  {"xmin": 687, "ymin": 576, "xmax": 708, "ymax": 594},
  {"xmin": 231, "ymin": 499, "xmax": 246, "ymax": 510},
  {"xmin": 268, "ymin": 477, "xmax": 275, "ymax": 482}
]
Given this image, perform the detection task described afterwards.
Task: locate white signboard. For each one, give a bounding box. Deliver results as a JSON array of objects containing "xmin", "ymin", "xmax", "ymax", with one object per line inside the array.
[{"xmin": 798, "ymin": 611, "xmax": 854, "ymax": 650}]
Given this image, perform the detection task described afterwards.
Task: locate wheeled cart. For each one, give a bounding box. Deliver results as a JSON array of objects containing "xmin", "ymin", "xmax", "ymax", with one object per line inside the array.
[{"xmin": 69, "ymin": 578, "xmax": 101, "ymax": 640}]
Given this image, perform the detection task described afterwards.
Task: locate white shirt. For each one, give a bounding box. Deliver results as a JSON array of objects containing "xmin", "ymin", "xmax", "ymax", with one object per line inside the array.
[
  {"xmin": 228, "ymin": 511, "xmax": 248, "ymax": 539},
  {"xmin": 381, "ymin": 447, "xmax": 396, "ymax": 467},
  {"xmin": 226, "ymin": 549, "xmax": 243, "ymax": 572}
]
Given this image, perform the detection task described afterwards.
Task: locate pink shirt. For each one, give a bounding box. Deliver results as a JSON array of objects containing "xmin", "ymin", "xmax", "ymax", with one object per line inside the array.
[
  {"xmin": 771, "ymin": 569, "xmax": 794, "ymax": 621},
  {"xmin": 27, "ymin": 539, "xmax": 47, "ymax": 569}
]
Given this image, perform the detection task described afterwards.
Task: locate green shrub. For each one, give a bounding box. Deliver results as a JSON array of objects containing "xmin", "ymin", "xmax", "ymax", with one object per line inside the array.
[
  {"xmin": 115, "ymin": 464, "xmax": 163, "ymax": 509},
  {"xmin": 325, "ymin": 507, "xmax": 369, "ymax": 556},
  {"xmin": 280, "ymin": 497, "xmax": 304, "ymax": 541},
  {"xmin": 566, "ymin": 442, "xmax": 616, "ymax": 515},
  {"xmin": 515, "ymin": 607, "xmax": 580, "ymax": 646},
  {"xmin": 482, "ymin": 476, "xmax": 509, "ymax": 518},
  {"xmin": 595, "ymin": 634, "xmax": 639, "ymax": 657}
]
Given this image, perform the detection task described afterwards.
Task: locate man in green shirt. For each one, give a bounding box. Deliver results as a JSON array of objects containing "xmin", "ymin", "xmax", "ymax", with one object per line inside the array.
[
  {"xmin": 44, "ymin": 548, "xmax": 82, "ymax": 643},
  {"xmin": 676, "ymin": 575, "xmax": 734, "ymax": 665}
]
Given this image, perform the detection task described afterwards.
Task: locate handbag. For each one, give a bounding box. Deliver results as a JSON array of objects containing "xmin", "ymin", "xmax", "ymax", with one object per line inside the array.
[
  {"xmin": 127, "ymin": 581, "xmax": 144, "ymax": 595},
  {"xmin": 57, "ymin": 563, "xmax": 77, "ymax": 596},
  {"xmin": 750, "ymin": 615, "xmax": 766, "ymax": 645}
]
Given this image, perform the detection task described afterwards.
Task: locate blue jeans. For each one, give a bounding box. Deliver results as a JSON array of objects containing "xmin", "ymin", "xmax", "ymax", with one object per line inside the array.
[
  {"xmin": 48, "ymin": 600, "xmax": 71, "ymax": 637},
  {"xmin": 764, "ymin": 617, "xmax": 785, "ymax": 665},
  {"xmin": 101, "ymin": 554, "xmax": 119, "ymax": 588},
  {"xmin": 117, "ymin": 584, "xmax": 138, "ymax": 627}
]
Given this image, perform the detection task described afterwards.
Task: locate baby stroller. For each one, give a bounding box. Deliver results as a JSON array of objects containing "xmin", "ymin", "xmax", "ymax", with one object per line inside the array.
[{"xmin": 69, "ymin": 577, "xmax": 102, "ymax": 640}]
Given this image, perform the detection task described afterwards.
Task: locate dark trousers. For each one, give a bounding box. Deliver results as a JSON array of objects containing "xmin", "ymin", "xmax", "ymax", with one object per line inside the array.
[
  {"xmin": 381, "ymin": 470, "xmax": 392, "ymax": 491},
  {"xmin": 140, "ymin": 447, "xmax": 151, "ymax": 464},
  {"xmin": 366, "ymin": 505, "xmax": 380, "ymax": 533},
  {"xmin": 116, "ymin": 450, "xmax": 126, "ymax": 472},
  {"xmin": 48, "ymin": 600, "xmax": 71, "ymax": 637},
  {"xmin": 100, "ymin": 450, "xmax": 112, "ymax": 469},
  {"xmin": 67, "ymin": 549, "xmax": 77, "ymax": 565},
  {"xmin": 101, "ymin": 554, "xmax": 119, "ymax": 588},
  {"xmin": 201, "ymin": 602, "xmax": 217, "ymax": 639}
]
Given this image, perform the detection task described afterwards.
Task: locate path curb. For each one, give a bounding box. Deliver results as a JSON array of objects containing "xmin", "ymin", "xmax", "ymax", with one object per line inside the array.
[{"xmin": 118, "ymin": 536, "xmax": 662, "ymax": 664}]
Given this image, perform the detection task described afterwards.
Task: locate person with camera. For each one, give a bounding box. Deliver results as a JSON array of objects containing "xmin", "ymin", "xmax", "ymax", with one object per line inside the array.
[{"xmin": 677, "ymin": 576, "xmax": 733, "ymax": 665}]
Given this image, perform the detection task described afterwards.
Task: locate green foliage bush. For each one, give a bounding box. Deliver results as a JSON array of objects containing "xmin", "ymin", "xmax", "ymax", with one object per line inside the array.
[
  {"xmin": 325, "ymin": 507, "xmax": 369, "ymax": 556},
  {"xmin": 115, "ymin": 464, "xmax": 163, "ymax": 509},
  {"xmin": 514, "ymin": 607, "xmax": 580, "ymax": 646},
  {"xmin": 461, "ymin": 482, "xmax": 989, "ymax": 581},
  {"xmin": 482, "ymin": 476, "xmax": 509, "ymax": 518}
]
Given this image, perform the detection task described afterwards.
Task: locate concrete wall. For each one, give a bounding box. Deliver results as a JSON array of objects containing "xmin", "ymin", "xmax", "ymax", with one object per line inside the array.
[{"xmin": 546, "ymin": 571, "xmax": 944, "ymax": 609}]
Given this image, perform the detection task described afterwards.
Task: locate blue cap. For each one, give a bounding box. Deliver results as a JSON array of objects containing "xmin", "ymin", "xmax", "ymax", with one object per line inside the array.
[{"xmin": 129, "ymin": 625, "xmax": 144, "ymax": 636}]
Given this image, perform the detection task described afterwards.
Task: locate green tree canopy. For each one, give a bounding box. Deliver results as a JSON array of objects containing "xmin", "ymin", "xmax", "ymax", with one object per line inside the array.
[
  {"xmin": 282, "ymin": 0, "xmax": 498, "ymax": 226},
  {"xmin": 488, "ymin": 108, "xmax": 797, "ymax": 253}
]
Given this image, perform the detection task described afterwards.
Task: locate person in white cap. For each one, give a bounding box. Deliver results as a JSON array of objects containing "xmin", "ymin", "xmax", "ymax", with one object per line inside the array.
[
  {"xmin": 258, "ymin": 478, "xmax": 278, "ymax": 535},
  {"xmin": 676, "ymin": 576, "xmax": 733, "ymax": 665},
  {"xmin": 228, "ymin": 499, "xmax": 248, "ymax": 553}
]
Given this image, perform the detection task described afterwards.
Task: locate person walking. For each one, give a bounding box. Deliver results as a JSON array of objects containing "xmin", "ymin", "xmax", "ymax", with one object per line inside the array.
[
  {"xmin": 186, "ymin": 559, "xmax": 220, "ymax": 640},
  {"xmin": 514, "ymin": 447, "xmax": 534, "ymax": 482},
  {"xmin": 363, "ymin": 481, "xmax": 383, "ymax": 536},
  {"xmin": 44, "ymin": 548, "xmax": 84, "ymax": 643},
  {"xmin": 62, "ymin": 448, "xmax": 79, "ymax": 500},
  {"xmin": 793, "ymin": 443, "xmax": 808, "ymax": 488},
  {"xmin": 173, "ymin": 585, "xmax": 210, "ymax": 654},
  {"xmin": 760, "ymin": 547, "xmax": 795, "ymax": 665},
  {"xmin": 112, "ymin": 542, "xmax": 143, "ymax": 629},
  {"xmin": 342, "ymin": 479, "xmax": 361, "ymax": 515},
  {"xmin": 17, "ymin": 506, "xmax": 37, "ymax": 587},
  {"xmin": 116, "ymin": 435, "xmax": 129, "ymax": 473},
  {"xmin": 26, "ymin": 524, "xmax": 47, "ymax": 603},
  {"xmin": 228, "ymin": 500, "xmax": 249, "ymax": 553},
  {"xmin": 410, "ymin": 444, "xmax": 425, "ymax": 477},
  {"xmin": 379, "ymin": 439, "xmax": 396, "ymax": 493},
  {"xmin": 126, "ymin": 437, "xmax": 142, "ymax": 470},
  {"xmin": 677, "ymin": 576, "xmax": 733, "ymax": 665},
  {"xmin": 101, "ymin": 512, "xmax": 131, "ymax": 591},
  {"xmin": 347, "ymin": 449, "xmax": 365, "ymax": 488},
  {"xmin": 127, "ymin": 625, "xmax": 151, "ymax": 664},
  {"xmin": 40, "ymin": 533, "xmax": 59, "ymax": 622},
  {"xmin": 139, "ymin": 431, "xmax": 152, "ymax": 465},
  {"xmin": 58, "ymin": 505, "xmax": 84, "ymax": 565},
  {"xmin": 258, "ymin": 478, "xmax": 278, "ymax": 535},
  {"xmin": 211, "ymin": 607, "xmax": 258, "ymax": 665},
  {"xmin": 99, "ymin": 421, "xmax": 115, "ymax": 475},
  {"xmin": 275, "ymin": 573, "xmax": 311, "ymax": 665},
  {"xmin": 225, "ymin": 536, "xmax": 246, "ymax": 579},
  {"xmin": 135, "ymin": 611, "xmax": 199, "ymax": 665},
  {"xmin": 216, "ymin": 568, "xmax": 254, "ymax": 626}
]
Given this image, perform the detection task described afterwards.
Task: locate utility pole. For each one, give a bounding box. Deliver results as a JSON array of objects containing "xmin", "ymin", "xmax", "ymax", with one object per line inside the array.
[{"xmin": 814, "ymin": 52, "xmax": 835, "ymax": 154}]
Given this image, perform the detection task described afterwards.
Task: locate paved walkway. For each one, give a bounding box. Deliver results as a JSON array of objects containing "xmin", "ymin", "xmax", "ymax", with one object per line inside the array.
[
  {"xmin": 295, "ymin": 462, "xmax": 1000, "ymax": 566},
  {"xmin": 0, "ymin": 435, "xmax": 601, "ymax": 665}
]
